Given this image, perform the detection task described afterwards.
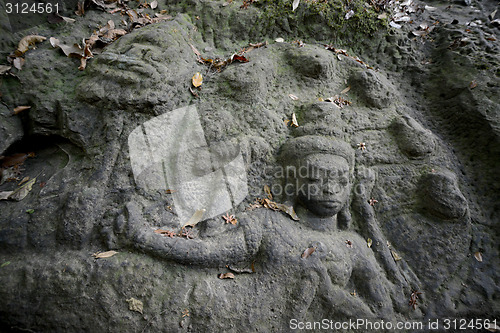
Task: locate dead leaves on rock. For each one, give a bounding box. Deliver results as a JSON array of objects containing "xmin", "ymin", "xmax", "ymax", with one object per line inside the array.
[
  {"xmin": 50, "ymin": 19, "xmax": 128, "ymax": 70},
  {"xmin": 192, "ymin": 72, "xmax": 203, "ymax": 87},
  {"xmin": 16, "ymin": 35, "xmax": 46, "ymax": 56},
  {"xmin": 6, "ymin": 35, "xmax": 47, "ymax": 71},
  {"xmin": 248, "ymin": 186, "xmax": 299, "ymax": 221},
  {"xmin": 54, "ymin": 1, "xmax": 171, "ymax": 70},
  {"xmin": 126, "ymin": 297, "xmax": 143, "ymax": 314},
  {"xmin": 218, "ymin": 272, "xmax": 235, "ymax": 279},
  {"xmin": 474, "ymin": 251, "xmax": 483, "ymax": 262},
  {"xmin": 301, "ymin": 246, "xmax": 316, "ymax": 259},
  {"xmin": 13, "ymin": 106, "xmax": 31, "ymax": 115},
  {"xmin": 197, "ymin": 53, "xmax": 249, "ymax": 72},
  {"xmin": 324, "ymin": 44, "xmax": 373, "ymax": 70},
  {"xmin": 93, "ymin": 250, "xmax": 118, "ymax": 259}
]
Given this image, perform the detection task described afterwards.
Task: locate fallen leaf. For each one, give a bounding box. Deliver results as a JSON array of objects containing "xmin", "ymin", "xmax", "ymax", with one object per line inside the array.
[
  {"xmin": 75, "ymin": 1, "xmax": 85, "ymax": 16},
  {"xmin": 192, "ymin": 72, "xmax": 203, "ymax": 87},
  {"xmin": 291, "ymin": 113, "xmax": 299, "ymax": 127},
  {"xmin": 0, "ymin": 261, "xmax": 10, "ymax": 268},
  {"xmin": 58, "ymin": 14, "xmax": 76, "ymax": 23},
  {"xmin": 218, "ymin": 272, "xmax": 235, "ymax": 279},
  {"xmin": 189, "ymin": 87, "xmax": 199, "ymax": 97},
  {"xmin": 274, "ymin": 202, "xmax": 299, "ymax": 220},
  {"xmin": 275, "ymin": 38, "xmax": 285, "ymax": 43},
  {"xmin": 183, "ymin": 209, "xmax": 206, "ymax": 228},
  {"xmin": 26, "ymin": 209, "xmax": 34, "ymax": 214},
  {"xmin": 412, "ymin": 30, "xmax": 428, "ymax": 37},
  {"xmin": 0, "ymin": 65, "xmax": 11, "ymax": 75},
  {"xmin": 345, "ymin": 10, "xmax": 355, "ymax": 20},
  {"xmin": 126, "ymin": 298, "xmax": 143, "ymax": 314},
  {"xmin": 378, "ymin": 13, "xmax": 387, "ymax": 20},
  {"xmin": 391, "ymin": 250, "xmax": 402, "ymax": 261},
  {"xmin": 16, "ymin": 35, "xmax": 46, "ymax": 56},
  {"xmin": 390, "ymin": 21, "xmax": 402, "ymax": 29},
  {"xmin": 93, "ymin": 250, "xmax": 118, "ymax": 259},
  {"xmin": 154, "ymin": 229, "xmax": 176, "ymax": 237},
  {"xmin": 0, "ymin": 191, "xmax": 13, "ymax": 200},
  {"xmin": 367, "ymin": 238, "xmax": 372, "ymax": 248},
  {"xmin": 79, "ymin": 57, "xmax": 87, "ymax": 71},
  {"xmin": 301, "ymin": 246, "xmax": 316, "ymax": 259},
  {"xmin": 264, "ymin": 185, "xmax": 272, "ymax": 200},
  {"xmin": 340, "ymin": 86, "xmax": 351, "ymax": 94},
  {"xmin": 8, "ymin": 177, "xmax": 36, "ymax": 201},
  {"xmin": 1, "ymin": 152, "xmax": 35, "ymax": 168},
  {"xmin": 190, "ymin": 44, "xmax": 201, "ymax": 57},
  {"xmin": 13, "ymin": 106, "xmax": 31, "ymax": 115},
  {"xmin": 288, "ymin": 94, "xmax": 299, "ymax": 101},
  {"xmin": 231, "ymin": 54, "xmax": 249, "ymax": 63},
  {"xmin": 18, "ymin": 177, "xmax": 30, "ymax": 186},
  {"xmin": 292, "ymin": 0, "xmax": 300, "ymax": 11},
  {"xmin": 57, "ymin": 43, "xmax": 84, "ymax": 58},
  {"xmin": 13, "ymin": 58, "xmax": 25, "ymax": 71},
  {"xmin": 474, "ymin": 251, "xmax": 483, "ymax": 262},
  {"xmin": 226, "ymin": 264, "xmax": 254, "ymax": 274},
  {"xmin": 150, "ymin": 0, "xmax": 158, "ymax": 9},
  {"xmin": 469, "ymin": 80, "xmax": 478, "ymax": 89},
  {"xmin": 425, "ymin": 5, "xmax": 437, "ymax": 11},
  {"xmin": 49, "ymin": 37, "xmax": 60, "ymax": 48}
]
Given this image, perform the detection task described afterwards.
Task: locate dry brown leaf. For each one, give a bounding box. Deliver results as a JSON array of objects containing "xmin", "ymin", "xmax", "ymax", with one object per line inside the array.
[
  {"xmin": 17, "ymin": 35, "xmax": 46, "ymax": 55},
  {"xmin": 367, "ymin": 238, "xmax": 372, "ymax": 248},
  {"xmin": 301, "ymin": 246, "xmax": 316, "ymax": 259},
  {"xmin": 79, "ymin": 57, "xmax": 87, "ymax": 71},
  {"xmin": 0, "ymin": 191, "xmax": 13, "ymax": 200},
  {"xmin": 189, "ymin": 87, "xmax": 199, "ymax": 97},
  {"xmin": 126, "ymin": 298, "xmax": 143, "ymax": 314},
  {"xmin": 192, "ymin": 72, "xmax": 203, "ymax": 87},
  {"xmin": 13, "ymin": 106, "xmax": 31, "ymax": 114},
  {"xmin": 183, "ymin": 209, "xmax": 206, "ymax": 228},
  {"xmin": 58, "ymin": 43, "xmax": 84, "ymax": 58},
  {"xmin": 263, "ymin": 185, "xmax": 272, "ymax": 200},
  {"xmin": 190, "ymin": 44, "xmax": 201, "ymax": 57},
  {"xmin": 59, "ymin": 14, "xmax": 76, "ymax": 23},
  {"xmin": 474, "ymin": 251, "xmax": 483, "ymax": 262},
  {"xmin": 469, "ymin": 80, "xmax": 478, "ymax": 89},
  {"xmin": 391, "ymin": 250, "xmax": 402, "ymax": 261},
  {"xmin": 49, "ymin": 37, "xmax": 60, "ymax": 48},
  {"xmin": 18, "ymin": 176, "xmax": 30, "ymax": 186},
  {"xmin": 340, "ymin": 86, "xmax": 351, "ymax": 94},
  {"xmin": 218, "ymin": 272, "xmax": 235, "ymax": 279},
  {"xmin": 13, "ymin": 58, "xmax": 25, "ymax": 71},
  {"xmin": 8, "ymin": 178, "xmax": 36, "ymax": 201},
  {"xmin": 274, "ymin": 203, "xmax": 299, "ymax": 221},
  {"xmin": 0, "ymin": 65, "xmax": 12, "ymax": 74},
  {"xmin": 93, "ymin": 250, "xmax": 118, "ymax": 259},
  {"xmin": 291, "ymin": 113, "xmax": 299, "ymax": 127},
  {"xmin": 150, "ymin": 0, "xmax": 158, "ymax": 9}
]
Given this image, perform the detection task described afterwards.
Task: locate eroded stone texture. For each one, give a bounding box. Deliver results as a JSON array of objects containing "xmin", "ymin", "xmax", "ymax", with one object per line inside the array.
[{"xmin": 0, "ymin": 1, "xmax": 499, "ymax": 331}]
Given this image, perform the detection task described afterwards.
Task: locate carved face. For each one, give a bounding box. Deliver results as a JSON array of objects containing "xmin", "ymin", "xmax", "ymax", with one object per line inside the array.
[{"xmin": 296, "ymin": 154, "xmax": 351, "ymax": 217}]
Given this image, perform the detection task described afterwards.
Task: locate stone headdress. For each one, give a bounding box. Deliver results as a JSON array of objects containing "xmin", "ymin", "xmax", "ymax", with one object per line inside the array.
[{"xmin": 279, "ymin": 135, "xmax": 355, "ymax": 172}]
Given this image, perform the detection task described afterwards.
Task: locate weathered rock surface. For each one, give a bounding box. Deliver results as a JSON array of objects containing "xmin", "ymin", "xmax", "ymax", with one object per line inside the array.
[{"xmin": 0, "ymin": 0, "xmax": 499, "ymax": 332}]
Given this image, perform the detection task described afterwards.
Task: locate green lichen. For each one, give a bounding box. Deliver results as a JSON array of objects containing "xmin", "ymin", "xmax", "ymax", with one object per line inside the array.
[{"xmin": 256, "ymin": 0, "xmax": 387, "ymax": 43}]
